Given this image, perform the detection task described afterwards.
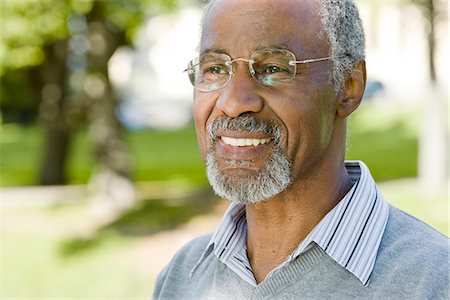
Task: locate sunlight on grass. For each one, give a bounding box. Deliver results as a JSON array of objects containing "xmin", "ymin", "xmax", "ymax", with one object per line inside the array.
[
  {"xmin": 2, "ymin": 203, "xmax": 154, "ymax": 298},
  {"xmin": 1, "ymin": 186, "xmax": 218, "ymax": 298}
]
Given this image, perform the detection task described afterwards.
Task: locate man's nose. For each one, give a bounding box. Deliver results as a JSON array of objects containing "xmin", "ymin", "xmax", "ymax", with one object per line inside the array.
[{"xmin": 215, "ymin": 64, "xmax": 264, "ymax": 118}]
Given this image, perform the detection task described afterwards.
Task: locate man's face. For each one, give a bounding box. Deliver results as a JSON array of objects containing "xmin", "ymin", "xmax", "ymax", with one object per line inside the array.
[{"xmin": 194, "ymin": 0, "xmax": 339, "ymax": 203}]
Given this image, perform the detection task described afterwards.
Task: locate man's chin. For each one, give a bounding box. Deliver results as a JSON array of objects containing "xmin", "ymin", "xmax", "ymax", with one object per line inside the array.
[
  {"xmin": 218, "ymin": 165, "xmax": 262, "ymax": 177},
  {"xmin": 206, "ymin": 151, "xmax": 292, "ymax": 204}
]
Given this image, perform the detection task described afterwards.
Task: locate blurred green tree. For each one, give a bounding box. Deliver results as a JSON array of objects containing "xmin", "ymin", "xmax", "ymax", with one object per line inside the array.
[
  {"xmin": 1, "ymin": 1, "xmax": 73, "ymax": 185},
  {"xmin": 0, "ymin": 0, "xmax": 178, "ymax": 215}
]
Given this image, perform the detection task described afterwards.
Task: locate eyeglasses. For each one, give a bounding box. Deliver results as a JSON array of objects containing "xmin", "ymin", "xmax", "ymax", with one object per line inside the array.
[{"xmin": 184, "ymin": 48, "xmax": 333, "ymax": 92}]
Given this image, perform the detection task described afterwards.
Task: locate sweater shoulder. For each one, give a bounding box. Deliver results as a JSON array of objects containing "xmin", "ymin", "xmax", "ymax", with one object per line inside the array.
[
  {"xmin": 153, "ymin": 233, "xmax": 213, "ymax": 299},
  {"xmin": 371, "ymin": 206, "xmax": 449, "ymax": 298},
  {"xmin": 173, "ymin": 233, "xmax": 213, "ymax": 259},
  {"xmin": 384, "ymin": 205, "xmax": 448, "ymax": 250},
  {"xmin": 380, "ymin": 205, "xmax": 449, "ymax": 262},
  {"xmin": 161, "ymin": 233, "xmax": 212, "ymax": 273}
]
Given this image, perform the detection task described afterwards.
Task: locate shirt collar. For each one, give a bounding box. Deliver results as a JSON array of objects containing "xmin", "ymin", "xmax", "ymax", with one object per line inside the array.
[{"xmin": 190, "ymin": 161, "xmax": 390, "ymax": 286}]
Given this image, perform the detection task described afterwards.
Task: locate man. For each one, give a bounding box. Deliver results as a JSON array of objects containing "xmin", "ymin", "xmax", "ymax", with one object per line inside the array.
[{"xmin": 153, "ymin": 0, "xmax": 449, "ymax": 299}]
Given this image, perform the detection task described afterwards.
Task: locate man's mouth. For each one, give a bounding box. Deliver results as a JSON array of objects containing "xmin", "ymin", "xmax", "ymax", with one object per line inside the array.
[{"xmin": 220, "ymin": 136, "xmax": 272, "ymax": 147}]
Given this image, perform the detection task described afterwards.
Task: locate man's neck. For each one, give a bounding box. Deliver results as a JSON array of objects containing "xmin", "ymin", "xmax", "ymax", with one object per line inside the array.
[{"xmin": 245, "ymin": 164, "xmax": 353, "ymax": 284}]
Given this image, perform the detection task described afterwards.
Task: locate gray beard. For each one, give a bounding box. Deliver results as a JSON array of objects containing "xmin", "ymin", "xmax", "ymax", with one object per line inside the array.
[{"xmin": 205, "ymin": 114, "xmax": 291, "ymax": 204}]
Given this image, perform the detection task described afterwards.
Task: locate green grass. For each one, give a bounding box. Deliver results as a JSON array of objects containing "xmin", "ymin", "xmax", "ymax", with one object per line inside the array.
[
  {"xmin": 0, "ymin": 124, "xmax": 44, "ymax": 186},
  {"xmin": 67, "ymin": 125, "xmax": 207, "ymax": 185},
  {"xmin": 0, "ymin": 101, "xmax": 419, "ymax": 186},
  {"xmin": 3, "ymin": 228, "xmax": 151, "ymax": 298},
  {"xmin": 127, "ymin": 127, "xmax": 206, "ymax": 184},
  {"xmin": 347, "ymin": 102, "xmax": 419, "ymax": 180},
  {"xmin": 1, "ymin": 125, "xmax": 207, "ymax": 186}
]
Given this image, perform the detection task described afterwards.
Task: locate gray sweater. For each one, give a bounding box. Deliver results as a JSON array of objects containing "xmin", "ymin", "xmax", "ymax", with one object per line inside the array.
[{"xmin": 153, "ymin": 206, "xmax": 449, "ymax": 299}]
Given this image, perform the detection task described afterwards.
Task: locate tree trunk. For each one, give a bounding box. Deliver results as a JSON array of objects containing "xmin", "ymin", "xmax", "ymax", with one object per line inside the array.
[
  {"xmin": 40, "ymin": 124, "xmax": 71, "ymax": 185},
  {"xmin": 38, "ymin": 40, "xmax": 72, "ymax": 185},
  {"xmin": 84, "ymin": 3, "xmax": 136, "ymax": 223},
  {"xmin": 426, "ymin": 0, "xmax": 436, "ymax": 83}
]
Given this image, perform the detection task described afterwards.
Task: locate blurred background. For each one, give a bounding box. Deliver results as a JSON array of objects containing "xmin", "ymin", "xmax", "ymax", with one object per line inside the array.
[{"xmin": 0, "ymin": 0, "xmax": 448, "ymax": 298}]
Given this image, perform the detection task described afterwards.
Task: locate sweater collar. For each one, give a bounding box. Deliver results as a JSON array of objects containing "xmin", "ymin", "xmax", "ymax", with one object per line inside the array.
[{"xmin": 191, "ymin": 161, "xmax": 390, "ymax": 286}]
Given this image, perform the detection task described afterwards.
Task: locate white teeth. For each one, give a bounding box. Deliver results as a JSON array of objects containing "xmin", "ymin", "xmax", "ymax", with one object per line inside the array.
[{"xmin": 221, "ymin": 136, "xmax": 271, "ymax": 147}]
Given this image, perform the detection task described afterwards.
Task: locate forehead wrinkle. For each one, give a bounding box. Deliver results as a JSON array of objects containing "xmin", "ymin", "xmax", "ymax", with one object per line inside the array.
[
  {"xmin": 200, "ymin": 45, "xmax": 314, "ymax": 64},
  {"xmin": 200, "ymin": 48, "xmax": 229, "ymax": 57},
  {"xmin": 201, "ymin": 0, "xmax": 329, "ymax": 57},
  {"xmin": 254, "ymin": 44, "xmax": 292, "ymax": 52},
  {"xmin": 200, "ymin": 44, "xmax": 292, "ymax": 58}
]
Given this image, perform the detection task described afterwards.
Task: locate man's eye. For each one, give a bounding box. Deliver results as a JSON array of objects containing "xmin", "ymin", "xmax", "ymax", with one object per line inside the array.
[
  {"xmin": 264, "ymin": 65, "xmax": 283, "ymax": 74},
  {"xmin": 204, "ymin": 65, "xmax": 227, "ymax": 74}
]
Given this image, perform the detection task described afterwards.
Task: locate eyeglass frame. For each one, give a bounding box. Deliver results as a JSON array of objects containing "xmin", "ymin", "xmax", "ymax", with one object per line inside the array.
[{"xmin": 183, "ymin": 48, "xmax": 335, "ymax": 92}]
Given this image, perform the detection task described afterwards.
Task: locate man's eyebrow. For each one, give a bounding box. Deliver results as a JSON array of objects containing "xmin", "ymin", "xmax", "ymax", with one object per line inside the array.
[
  {"xmin": 199, "ymin": 48, "xmax": 228, "ymax": 57},
  {"xmin": 254, "ymin": 43, "xmax": 293, "ymax": 52}
]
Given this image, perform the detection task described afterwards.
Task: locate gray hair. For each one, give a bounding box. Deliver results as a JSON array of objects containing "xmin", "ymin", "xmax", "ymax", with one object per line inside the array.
[
  {"xmin": 318, "ymin": 0, "xmax": 365, "ymax": 90},
  {"xmin": 200, "ymin": 0, "xmax": 366, "ymax": 91}
]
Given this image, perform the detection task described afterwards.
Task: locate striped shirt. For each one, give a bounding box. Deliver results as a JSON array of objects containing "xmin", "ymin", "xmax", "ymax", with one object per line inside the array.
[{"xmin": 190, "ymin": 160, "xmax": 390, "ymax": 286}]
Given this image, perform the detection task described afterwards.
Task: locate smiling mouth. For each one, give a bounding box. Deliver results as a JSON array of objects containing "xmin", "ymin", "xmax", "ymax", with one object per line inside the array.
[{"xmin": 220, "ymin": 136, "xmax": 272, "ymax": 147}]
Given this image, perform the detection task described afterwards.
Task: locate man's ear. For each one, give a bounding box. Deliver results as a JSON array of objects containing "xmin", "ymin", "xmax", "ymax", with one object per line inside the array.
[{"xmin": 336, "ymin": 61, "xmax": 366, "ymax": 118}]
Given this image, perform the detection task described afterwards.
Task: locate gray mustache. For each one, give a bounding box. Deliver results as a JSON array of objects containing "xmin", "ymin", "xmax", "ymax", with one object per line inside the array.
[{"xmin": 207, "ymin": 113, "xmax": 281, "ymax": 144}]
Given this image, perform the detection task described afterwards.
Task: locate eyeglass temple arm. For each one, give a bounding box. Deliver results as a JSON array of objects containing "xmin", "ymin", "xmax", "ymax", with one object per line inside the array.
[{"xmin": 288, "ymin": 56, "xmax": 333, "ymax": 66}]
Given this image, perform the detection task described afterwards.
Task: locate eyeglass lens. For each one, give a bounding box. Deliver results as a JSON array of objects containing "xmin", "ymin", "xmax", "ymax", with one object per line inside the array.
[{"xmin": 188, "ymin": 49, "xmax": 297, "ymax": 92}]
